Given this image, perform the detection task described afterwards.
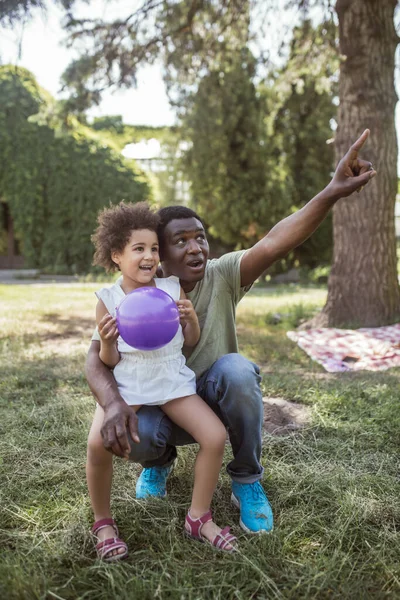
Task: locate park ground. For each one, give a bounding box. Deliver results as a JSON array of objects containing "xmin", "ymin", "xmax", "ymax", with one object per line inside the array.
[{"xmin": 0, "ymin": 283, "xmax": 399, "ymax": 600}]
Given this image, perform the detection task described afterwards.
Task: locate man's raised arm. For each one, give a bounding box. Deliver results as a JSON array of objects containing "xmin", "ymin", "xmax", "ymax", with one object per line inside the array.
[
  {"xmin": 240, "ymin": 129, "xmax": 376, "ymax": 287},
  {"xmin": 86, "ymin": 341, "xmax": 140, "ymax": 457}
]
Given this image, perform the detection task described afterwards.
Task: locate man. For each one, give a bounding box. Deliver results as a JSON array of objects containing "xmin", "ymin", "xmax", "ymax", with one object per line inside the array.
[{"xmin": 85, "ymin": 130, "xmax": 375, "ymax": 534}]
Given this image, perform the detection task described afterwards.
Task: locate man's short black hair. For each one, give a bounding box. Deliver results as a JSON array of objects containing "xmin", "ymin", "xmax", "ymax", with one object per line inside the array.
[{"xmin": 157, "ymin": 205, "xmax": 205, "ymax": 257}]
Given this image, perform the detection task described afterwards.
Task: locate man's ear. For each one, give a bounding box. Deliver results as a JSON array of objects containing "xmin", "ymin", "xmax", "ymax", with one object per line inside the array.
[{"xmin": 156, "ymin": 263, "xmax": 164, "ymax": 278}]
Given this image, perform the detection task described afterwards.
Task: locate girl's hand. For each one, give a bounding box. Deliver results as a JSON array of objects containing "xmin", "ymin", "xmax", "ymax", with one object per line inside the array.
[
  {"xmin": 177, "ymin": 299, "xmax": 197, "ymax": 326},
  {"xmin": 98, "ymin": 313, "xmax": 119, "ymax": 345}
]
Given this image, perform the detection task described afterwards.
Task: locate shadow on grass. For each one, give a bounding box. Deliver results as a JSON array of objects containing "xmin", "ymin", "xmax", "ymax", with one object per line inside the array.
[
  {"xmin": 0, "ymin": 313, "xmax": 95, "ymax": 359},
  {"xmin": 0, "ymin": 352, "xmax": 89, "ymax": 415},
  {"xmin": 39, "ymin": 312, "xmax": 95, "ymax": 339}
]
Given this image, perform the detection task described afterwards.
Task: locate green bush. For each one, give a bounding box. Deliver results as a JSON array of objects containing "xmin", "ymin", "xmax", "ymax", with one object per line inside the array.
[{"xmin": 0, "ymin": 66, "xmax": 150, "ymax": 273}]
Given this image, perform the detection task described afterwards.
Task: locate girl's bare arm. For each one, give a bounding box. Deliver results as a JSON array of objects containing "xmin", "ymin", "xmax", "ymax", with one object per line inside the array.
[
  {"xmin": 177, "ymin": 288, "xmax": 200, "ymax": 347},
  {"xmin": 96, "ymin": 300, "xmax": 120, "ymax": 368}
]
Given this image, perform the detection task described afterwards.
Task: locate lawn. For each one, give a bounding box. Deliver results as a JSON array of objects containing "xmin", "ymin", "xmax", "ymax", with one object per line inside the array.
[{"xmin": 1, "ymin": 283, "xmax": 399, "ymax": 599}]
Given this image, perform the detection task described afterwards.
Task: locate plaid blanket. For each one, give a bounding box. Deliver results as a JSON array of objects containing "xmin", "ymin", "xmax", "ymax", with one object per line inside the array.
[{"xmin": 287, "ymin": 323, "xmax": 400, "ymax": 372}]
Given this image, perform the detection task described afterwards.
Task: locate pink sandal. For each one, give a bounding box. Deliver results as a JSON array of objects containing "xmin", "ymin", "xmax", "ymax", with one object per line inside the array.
[
  {"xmin": 185, "ymin": 510, "xmax": 237, "ymax": 553},
  {"xmin": 92, "ymin": 518, "xmax": 128, "ymax": 562}
]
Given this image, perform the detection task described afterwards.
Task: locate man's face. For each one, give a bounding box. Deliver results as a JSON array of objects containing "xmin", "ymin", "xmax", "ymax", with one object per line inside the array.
[{"xmin": 161, "ymin": 218, "xmax": 209, "ymax": 291}]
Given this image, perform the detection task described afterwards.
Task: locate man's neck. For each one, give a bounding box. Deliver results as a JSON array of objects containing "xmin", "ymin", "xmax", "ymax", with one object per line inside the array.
[
  {"xmin": 159, "ymin": 266, "xmax": 197, "ymax": 293},
  {"xmin": 181, "ymin": 280, "xmax": 197, "ymax": 293}
]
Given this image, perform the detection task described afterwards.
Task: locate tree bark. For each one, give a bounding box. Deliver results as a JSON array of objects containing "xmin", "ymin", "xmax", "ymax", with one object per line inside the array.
[{"xmin": 317, "ymin": 0, "xmax": 400, "ymax": 327}]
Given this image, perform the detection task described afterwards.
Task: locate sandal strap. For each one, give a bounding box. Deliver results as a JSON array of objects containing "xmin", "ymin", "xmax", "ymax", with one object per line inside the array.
[
  {"xmin": 213, "ymin": 527, "xmax": 237, "ymax": 551},
  {"xmin": 185, "ymin": 510, "xmax": 212, "ymax": 538},
  {"xmin": 96, "ymin": 537, "xmax": 128, "ymax": 560},
  {"xmin": 92, "ymin": 518, "xmax": 118, "ymax": 536},
  {"xmin": 96, "ymin": 537, "xmax": 123, "ymax": 551}
]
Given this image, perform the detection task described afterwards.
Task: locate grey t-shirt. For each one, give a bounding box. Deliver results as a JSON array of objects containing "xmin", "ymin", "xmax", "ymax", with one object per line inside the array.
[
  {"xmin": 184, "ymin": 250, "xmax": 251, "ymax": 378},
  {"xmin": 92, "ymin": 250, "xmax": 250, "ymax": 379}
]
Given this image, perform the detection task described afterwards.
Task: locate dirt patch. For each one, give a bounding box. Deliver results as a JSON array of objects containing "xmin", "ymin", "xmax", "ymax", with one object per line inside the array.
[{"xmin": 263, "ymin": 396, "xmax": 311, "ymax": 435}]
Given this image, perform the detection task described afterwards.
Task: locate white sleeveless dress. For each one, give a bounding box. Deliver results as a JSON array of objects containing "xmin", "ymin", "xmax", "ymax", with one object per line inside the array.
[{"xmin": 95, "ymin": 277, "xmax": 196, "ymax": 406}]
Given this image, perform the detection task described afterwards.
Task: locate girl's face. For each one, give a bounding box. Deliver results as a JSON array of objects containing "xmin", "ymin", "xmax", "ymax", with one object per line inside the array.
[{"xmin": 112, "ymin": 229, "xmax": 159, "ymax": 286}]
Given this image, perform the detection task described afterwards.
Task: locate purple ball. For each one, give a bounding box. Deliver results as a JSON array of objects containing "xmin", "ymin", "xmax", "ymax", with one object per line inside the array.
[{"xmin": 116, "ymin": 286, "xmax": 180, "ymax": 351}]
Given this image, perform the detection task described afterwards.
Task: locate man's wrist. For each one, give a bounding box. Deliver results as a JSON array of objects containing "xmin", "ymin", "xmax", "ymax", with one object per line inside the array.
[
  {"xmin": 100, "ymin": 393, "xmax": 126, "ymax": 411},
  {"xmin": 324, "ymin": 181, "xmax": 343, "ymax": 203},
  {"xmin": 94, "ymin": 373, "xmax": 125, "ymax": 408}
]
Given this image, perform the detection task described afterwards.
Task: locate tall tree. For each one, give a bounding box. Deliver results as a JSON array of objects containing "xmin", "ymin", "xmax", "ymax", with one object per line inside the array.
[{"xmin": 316, "ymin": 0, "xmax": 400, "ymax": 326}]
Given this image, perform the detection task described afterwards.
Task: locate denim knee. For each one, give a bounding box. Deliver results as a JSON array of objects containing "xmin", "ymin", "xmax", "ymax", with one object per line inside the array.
[
  {"xmin": 207, "ymin": 353, "xmax": 262, "ymax": 408},
  {"xmin": 127, "ymin": 405, "xmax": 194, "ymax": 467},
  {"xmin": 198, "ymin": 354, "xmax": 264, "ymax": 482},
  {"xmin": 127, "ymin": 406, "xmax": 173, "ymax": 464},
  {"xmin": 216, "ymin": 353, "xmax": 261, "ymax": 381}
]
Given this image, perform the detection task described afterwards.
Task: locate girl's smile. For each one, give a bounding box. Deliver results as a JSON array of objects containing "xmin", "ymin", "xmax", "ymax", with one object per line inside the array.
[{"xmin": 112, "ymin": 229, "xmax": 159, "ymax": 292}]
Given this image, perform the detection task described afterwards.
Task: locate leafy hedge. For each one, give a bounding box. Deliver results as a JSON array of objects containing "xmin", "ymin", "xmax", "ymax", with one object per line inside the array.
[{"xmin": 0, "ymin": 65, "xmax": 150, "ymax": 273}]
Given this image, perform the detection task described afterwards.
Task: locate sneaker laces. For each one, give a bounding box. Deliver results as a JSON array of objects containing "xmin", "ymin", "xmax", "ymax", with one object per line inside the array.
[
  {"xmin": 144, "ymin": 465, "xmax": 169, "ymax": 483},
  {"xmin": 243, "ymin": 482, "xmax": 269, "ymax": 510}
]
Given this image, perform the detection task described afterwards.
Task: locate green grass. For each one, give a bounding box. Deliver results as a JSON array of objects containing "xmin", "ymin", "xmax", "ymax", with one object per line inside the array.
[{"xmin": 1, "ymin": 283, "xmax": 399, "ymax": 599}]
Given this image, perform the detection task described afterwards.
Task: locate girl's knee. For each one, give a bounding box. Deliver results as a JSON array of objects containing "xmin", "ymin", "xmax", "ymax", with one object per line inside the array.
[
  {"xmin": 200, "ymin": 420, "xmax": 227, "ymax": 453},
  {"xmin": 216, "ymin": 419, "xmax": 228, "ymax": 443},
  {"xmin": 87, "ymin": 435, "xmax": 112, "ymax": 465}
]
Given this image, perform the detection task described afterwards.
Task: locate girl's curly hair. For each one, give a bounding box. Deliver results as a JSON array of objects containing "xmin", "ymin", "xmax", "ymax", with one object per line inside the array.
[{"xmin": 92, "ymin": 201, "xmax": 160, "ymax": 272}]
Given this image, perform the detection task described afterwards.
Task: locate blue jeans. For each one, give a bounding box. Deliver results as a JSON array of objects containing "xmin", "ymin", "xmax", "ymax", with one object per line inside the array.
[{"xmin": 127, "ymin": 353, "xmax": 264, "ymax": 483}]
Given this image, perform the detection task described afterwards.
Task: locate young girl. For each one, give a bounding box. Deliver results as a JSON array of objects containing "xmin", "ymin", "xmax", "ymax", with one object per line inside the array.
[{"xmin": 87, "ymin": 201, "xmax": 236, "ymax": 561}]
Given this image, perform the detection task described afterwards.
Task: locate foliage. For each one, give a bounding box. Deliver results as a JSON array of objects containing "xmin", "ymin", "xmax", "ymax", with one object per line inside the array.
[
  {"xmin": 0, "ymin": 65, "xmax": 149, "ymax": 273},
  {"xmin": 0, "ymin": 0, "xmax": 45, "ymax": 24},
  {"xmin": 88, "ymin": 121, "xmax": 172, "ymax": 153},
  {"xmin": 59, "ymin": 0, "xmax": 251, "ymax": 114},
  {"xmin": 0, "ymin": 0, "xmax": 74, "ymax": 24},
  {"xmin": 48, "ymin": 0, "xmax": 339, "ymax": 266},
  {"xmin": 91, "ymin": 114, "xmax": 125, "ymax": 134},
  {"xmin": 54, "ymin": 1, "xmax": 335, "ymax": 117},
  {"xmin": 181, "ymin": 20, "xmax": 337, "ymax": 265},
  {"xmin": 266, "ymin": 19, "xmax": 338, "ymax": 268},
  {"xmin": 84, "ymin": 119, "xmax": 185, "ymax": 207},
  {"xmin": 182, "ymin": 48, "xmax": 290, "ymax": 248}
]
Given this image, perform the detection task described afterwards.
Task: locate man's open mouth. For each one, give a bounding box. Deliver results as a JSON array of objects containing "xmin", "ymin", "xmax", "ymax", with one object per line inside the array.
[{"xmin": 187, "ymin": 259, "xmax": 204, "ymax": 269}]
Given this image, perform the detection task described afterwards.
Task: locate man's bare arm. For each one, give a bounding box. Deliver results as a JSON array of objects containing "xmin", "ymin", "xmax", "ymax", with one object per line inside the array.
[
  {"xmin": 86, "ymin": 341, "xmax": 140, "ymax": 457},
  {"xmin": 240, "ymin": 129, "xmax": 376, "ymax": 287}
]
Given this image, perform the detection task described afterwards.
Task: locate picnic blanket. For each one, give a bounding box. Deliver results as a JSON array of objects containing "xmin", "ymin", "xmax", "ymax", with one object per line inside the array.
[{"xmin": 287, "ymin": 323, "xmax": 400, "ymax": 372}]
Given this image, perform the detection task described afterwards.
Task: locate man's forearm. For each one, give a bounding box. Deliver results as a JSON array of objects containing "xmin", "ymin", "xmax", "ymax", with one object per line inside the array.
[
  {"xmin": 266, "ymin": 183, "xmax": 337, "ymax": 261},
  {"xmin": 85, "ymin": 341, "xmax": 125, "ymax": 410},
  {"xmin": 240, "ymin": 184, "xmax": 338, "ymax": 286},
  {"xmin": 240, "ymin": 129, "xmax": 374, "ymax": 287},
  {"xmin": 240, "ymin": 184, "xmax": 340, "ymax": 286}
]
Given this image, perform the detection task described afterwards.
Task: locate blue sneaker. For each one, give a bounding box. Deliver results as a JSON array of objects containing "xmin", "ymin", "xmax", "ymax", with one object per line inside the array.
[
  {"xmin": 231, "ymin": 481, "xmax": 274, "ymax": 533},
  {"xmin": 136, "ymin": 465, "xmax": 173, "ymax": 499}
]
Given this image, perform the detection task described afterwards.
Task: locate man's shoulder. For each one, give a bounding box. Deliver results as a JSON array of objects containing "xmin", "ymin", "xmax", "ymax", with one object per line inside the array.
[
  {"xmin": 202, "ymin": 250, "xmax": 250, "ymax": 304},
  {"xmin": 205, "ymin": 250, "xmax": 246, "ymax": 276}
]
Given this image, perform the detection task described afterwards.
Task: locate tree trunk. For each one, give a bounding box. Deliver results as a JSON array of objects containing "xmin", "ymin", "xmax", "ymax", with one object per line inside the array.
[{"xmin": 318, "ymin": 0, "xmax": 400, "ymax": 327}]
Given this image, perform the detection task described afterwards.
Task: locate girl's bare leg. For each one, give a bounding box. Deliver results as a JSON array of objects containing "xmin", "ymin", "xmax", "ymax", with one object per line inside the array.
[
  {"xmin": 161, "ymin": 395, "xmax": 232, "ymax": 547},
  {"xmin": 87, "ymin": 404, "xmax": 139, "ymax": 557}
]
